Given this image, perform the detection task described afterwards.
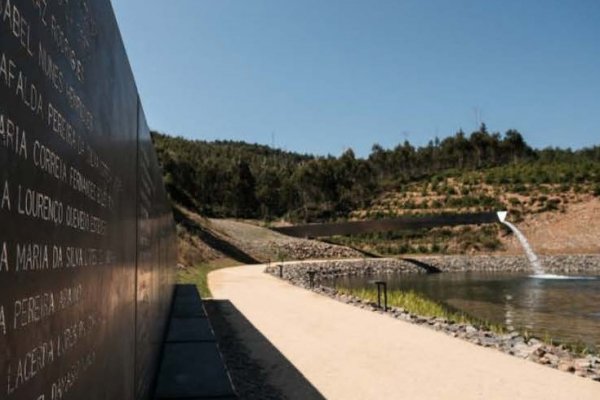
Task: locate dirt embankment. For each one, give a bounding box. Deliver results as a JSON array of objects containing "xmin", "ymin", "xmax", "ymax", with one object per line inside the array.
[
  {"xmin": 500, "ymin": 198, "xmax": 600, "ymax": 255},
  {"xmin": 175, "ymin": 195, "xmax": 599, "ymax": 270},
  {"xmin": 174, "ymin": 205, "xmax": 363, "ymax": 268},
  {"xmin": 207, "ymin": 218, "xmax": 364, "ymax": 261}
]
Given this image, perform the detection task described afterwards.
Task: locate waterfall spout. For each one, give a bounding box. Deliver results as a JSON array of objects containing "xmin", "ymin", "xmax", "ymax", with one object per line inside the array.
[
  {"xmin": 498, "ymin": 211, "xmax": 544, "ymax": 275},
  {"xmin": 497, "ymin": 211, "xmax": 508, "ymax": 223}
]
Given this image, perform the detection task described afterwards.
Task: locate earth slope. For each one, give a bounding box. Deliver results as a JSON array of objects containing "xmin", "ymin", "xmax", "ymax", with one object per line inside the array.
[{"xmin": 501, "ymin": 197, "xmax": 600, "ymax": 255}]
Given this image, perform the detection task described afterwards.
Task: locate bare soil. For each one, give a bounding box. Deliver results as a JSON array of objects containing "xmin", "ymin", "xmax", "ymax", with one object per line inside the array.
[{"xmin": 500, "ymin": 197, "xmax": 600, "ymax": 255}]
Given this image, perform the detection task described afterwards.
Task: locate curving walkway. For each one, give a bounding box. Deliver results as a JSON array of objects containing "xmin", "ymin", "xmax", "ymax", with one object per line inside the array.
[{"xmin": 208, "ymin": 263, "xmax": 600, "ymax": 400}]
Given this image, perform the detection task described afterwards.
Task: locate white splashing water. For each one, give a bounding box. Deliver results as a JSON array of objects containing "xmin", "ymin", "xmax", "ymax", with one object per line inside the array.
[{"xmin": 497, "ymin": 211, "xmax": 545, "ymax": 275}]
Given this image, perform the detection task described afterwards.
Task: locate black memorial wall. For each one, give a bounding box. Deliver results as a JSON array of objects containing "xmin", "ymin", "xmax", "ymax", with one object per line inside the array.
[{"xmin": 0, "ymin": 1, "xmax": 176, "ymax": 399}]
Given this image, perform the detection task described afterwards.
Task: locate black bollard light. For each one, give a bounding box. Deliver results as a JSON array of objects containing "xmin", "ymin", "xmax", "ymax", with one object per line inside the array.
[
  {"xmin": 278, "ymin": 264, "xmax": 283, "ymax": 278},
  {"xmin": 307, "ymin": 270, "xmax": 316, "ymax": 289},
  {"xmin": 374, "ymin": 281, "xmax": 388, "ymax": 311}
]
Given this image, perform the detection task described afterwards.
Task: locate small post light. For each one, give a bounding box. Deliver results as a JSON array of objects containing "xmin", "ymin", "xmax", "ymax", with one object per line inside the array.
[
  {"xmin": 374, "ymin": 281, "xmax": 388, "ymax": 311},
  {"xmin": 307, "ymin": 270, "xmax": 316, "ymax": 289}
]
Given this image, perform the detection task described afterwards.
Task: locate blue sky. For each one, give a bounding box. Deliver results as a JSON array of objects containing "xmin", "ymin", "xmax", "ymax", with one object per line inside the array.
[{"xmin": 112, "ymin": 0, "xmax": 600, "ymax": 157}]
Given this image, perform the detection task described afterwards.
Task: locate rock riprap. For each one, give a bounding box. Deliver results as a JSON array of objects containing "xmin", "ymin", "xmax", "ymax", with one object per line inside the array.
[{"xmin": 265, "ymin": 256, "xmax": 600, "ymax": 382}]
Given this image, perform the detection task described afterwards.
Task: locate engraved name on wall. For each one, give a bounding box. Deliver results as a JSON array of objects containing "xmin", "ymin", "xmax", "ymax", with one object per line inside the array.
[{"xmin": 0, "ymin": 2, "xmax": 174, "ymax": 399}]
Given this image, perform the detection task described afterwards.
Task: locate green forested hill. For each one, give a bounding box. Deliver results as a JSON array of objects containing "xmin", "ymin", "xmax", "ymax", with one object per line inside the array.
[{"xmin": 152, "ymin": 126, "xmax": 600, "ymax": 224}]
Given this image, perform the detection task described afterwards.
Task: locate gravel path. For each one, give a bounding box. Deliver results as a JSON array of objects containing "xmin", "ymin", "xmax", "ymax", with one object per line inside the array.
[
  {"xmin": 204, "ymin": 300, "xmax": 288, "ymax": 399},
  {"xmin": 209, "ymin": 264, "xmax": 600, "ymax": 400}
]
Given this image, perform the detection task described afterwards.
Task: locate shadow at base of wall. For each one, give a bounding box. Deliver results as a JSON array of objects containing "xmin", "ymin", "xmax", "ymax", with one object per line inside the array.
[{"xmin": 204, "ymin": 299, "xmax": 326, "ymax": 400}]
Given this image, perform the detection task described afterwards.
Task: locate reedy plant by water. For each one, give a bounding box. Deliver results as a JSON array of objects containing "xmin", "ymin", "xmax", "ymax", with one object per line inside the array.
[
  {"xmin": 336, "ymin": 286, "xmax": 598, "ymax": 355},
  {"xmin": 335, "ymin": 286, "xmax": 506, "ymax": 333}
]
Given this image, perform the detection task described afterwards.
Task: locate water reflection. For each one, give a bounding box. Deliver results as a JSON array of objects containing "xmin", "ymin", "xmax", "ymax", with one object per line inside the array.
[
  {"xmin": 328, "ymin": 272, "xmax": 600, "ymax": 349},
  {"xmin": 504, "ymin": 294, "xmax": 514, "ymax": 331}
]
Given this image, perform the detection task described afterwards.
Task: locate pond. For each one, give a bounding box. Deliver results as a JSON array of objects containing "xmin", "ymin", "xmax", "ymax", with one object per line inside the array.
[{"xmin": 327, "ymin": 271, "xmax": 600, "ymax": 350}]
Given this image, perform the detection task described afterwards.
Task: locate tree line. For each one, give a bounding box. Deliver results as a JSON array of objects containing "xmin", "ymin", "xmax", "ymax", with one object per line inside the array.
[{"xmin": 152, "ymin": 125, "xmax": 600, "ymax": 222}]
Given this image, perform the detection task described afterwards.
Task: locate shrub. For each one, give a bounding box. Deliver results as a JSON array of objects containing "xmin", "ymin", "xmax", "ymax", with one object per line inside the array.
[
  {"xmin": 482, "ymin": 237, "xmax": 502, "ymax": 251},
  {"xmin": 512, "ymin": 184, "xmax": 527, "ymax": 193},
  {"xmin": 397, "ymin": 244, "xmax": 409, "ymax": 254},
  {"xmin": 559, "ymin": 183, "xmax": 571, "ymax": 193},
  {"xmin": 508, "ymin": 197, "xmax": 521, "ymax": 206},
  {"xmin": 418, "ymin": 244, "xmax": 429, "ymax": 253}
]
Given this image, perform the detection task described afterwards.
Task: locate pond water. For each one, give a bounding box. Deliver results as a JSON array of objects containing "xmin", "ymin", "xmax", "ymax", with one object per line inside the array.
[{"xmin": 327, "ymin": 271, "xmax": 600, "ymax": 350}]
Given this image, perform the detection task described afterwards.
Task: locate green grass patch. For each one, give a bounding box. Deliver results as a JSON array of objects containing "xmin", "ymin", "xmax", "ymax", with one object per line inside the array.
[
  {"xmin": 337, "ymin": 286, "xmax": 505, "ymax": 333},
  {"xmin": 177, "ymin": 258, "xmax": 238, "ymax": 297},
  {"xmin": 339, "ymin": 287, "xmax": 598, "ymax": 354}
]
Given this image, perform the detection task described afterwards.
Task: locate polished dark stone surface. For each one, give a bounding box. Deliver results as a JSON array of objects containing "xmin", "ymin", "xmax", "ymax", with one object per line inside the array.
[
  {"xmin": 174, "ymin": 289, "xmax": 205, "ymax": 308},
  {"xmin": 155, "ymin": 285, "xmax": 236, "ymax": 399},
  {"xmin": 177, "ymin": 284, "xmax": 203, "ymax": 297},
  {"xmin": 184, "ymin": 398, "xmax": 238, "ymax": 400},
  {"xmin": 167, "ymin": 318, "xmax": 215, "ymax": 343},
  {"xmin": 172, "ymin": 301, "xmax": 208, "ymax": 318},
  {"xmin": 0, "ymin": 1, "xmax": 175, "ymax": 399},
  {"xmin": 155, "ymin": 342, "xmax": 236, "ymax": 399}
]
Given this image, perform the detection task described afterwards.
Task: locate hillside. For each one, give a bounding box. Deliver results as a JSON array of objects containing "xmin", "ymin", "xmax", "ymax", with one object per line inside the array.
[
  {"xmin": 155, "ymin": 127, "xmax": 600, "ymax": 256},
  {"xmin": 174, "ymin": 205, "xmax": 365, "ymax": 296},
  {"xmin": 501, "ymin": 197, "xmax": 600, "ymax": 255},
  {"xmin": 175, "ymin": 205, "xmax": 363, "ymax": 268},
  {"xmin": 337, "ymin": 174, "xmax": 599, "ymax": 255}
]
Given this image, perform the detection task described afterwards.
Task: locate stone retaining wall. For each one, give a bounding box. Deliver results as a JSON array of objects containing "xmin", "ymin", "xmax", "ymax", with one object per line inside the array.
[
  {"xmin": 265, "ymin": 254, "xmax": 600, "ymax": 288},
  {"xmin": 420, "ymin": 254, "xmax": 600, "ymax": 273},
  {"xmin": 265, "ymin": 258, "xmax": 423, "ymax": 288}
]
